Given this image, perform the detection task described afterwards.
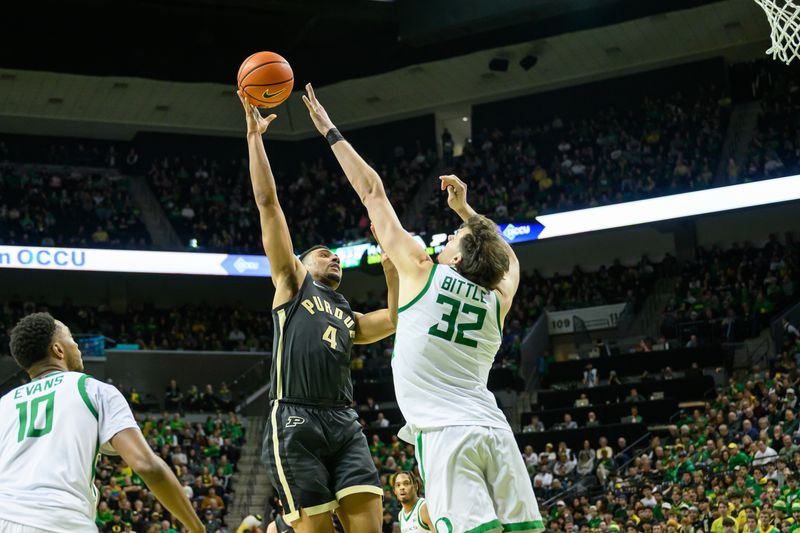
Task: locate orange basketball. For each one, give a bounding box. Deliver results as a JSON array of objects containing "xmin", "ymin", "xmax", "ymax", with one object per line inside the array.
[{"xmin": 237, "ymin": 51, "xmax": 293, "ymax": 108}]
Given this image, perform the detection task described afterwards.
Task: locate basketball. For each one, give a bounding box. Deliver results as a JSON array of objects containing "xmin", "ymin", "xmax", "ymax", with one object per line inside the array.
[{"xmin": 237, "ymin": 51, "xmax": 294, "ymax": 108}]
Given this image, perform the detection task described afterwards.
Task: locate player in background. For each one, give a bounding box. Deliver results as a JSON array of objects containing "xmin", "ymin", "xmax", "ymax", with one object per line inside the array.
[
  {"xmin": 393, "ymin": 472, "xmax": 434, "ymax": 532},
  {"xmin": 0, "ymin": 312, "xmax": 203, "ymax": 533},
  {"xmin": 303, "ymin": 83, "xmax": 544, "ymax": 533},
  {"xmin": 238, "ymin": 92, "xmax": 398, "ymax": 533}
]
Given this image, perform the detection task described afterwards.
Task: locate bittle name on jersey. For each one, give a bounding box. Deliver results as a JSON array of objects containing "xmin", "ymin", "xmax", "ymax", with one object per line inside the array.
[
  {"xmin": 441, "ymin": 275, "xmax": 489, "ymax": 304},
  {"xmin": 300, "ymin": 296, "xmax": 356, "ymax": 337},
  {"xmin": 14, "ymin": 374, "xmax": 64, "ymax": 399}
]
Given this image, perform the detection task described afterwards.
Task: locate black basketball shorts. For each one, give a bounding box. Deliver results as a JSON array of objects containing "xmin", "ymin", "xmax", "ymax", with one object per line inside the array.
[{"xmin": 262, "ymin": 400, "xmax": 382, "ymax": 523}]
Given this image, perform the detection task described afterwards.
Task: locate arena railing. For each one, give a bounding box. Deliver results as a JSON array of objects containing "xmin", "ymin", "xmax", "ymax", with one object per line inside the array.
[{"xmin": 541, "ymin": 431, "xmax": 652, "ymax": 508}]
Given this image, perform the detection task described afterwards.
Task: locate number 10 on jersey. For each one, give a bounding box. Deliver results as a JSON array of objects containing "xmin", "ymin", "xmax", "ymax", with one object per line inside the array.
[{"xmin": 16, "ymin": 392, "xmax": 55, "ymax": 442}]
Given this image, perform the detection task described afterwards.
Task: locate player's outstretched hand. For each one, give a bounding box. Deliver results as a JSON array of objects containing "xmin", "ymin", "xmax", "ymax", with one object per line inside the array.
[
  {"xmin": 238, "ymin": 90, "xmax": 277, "ymax": 135},
  {"xmin": 302, "ymin": 83, "xmax": 336, "ymax": 136},
  {"xmin": 440, "ymin": 174, "xmax": 469, "ymax": 213}
]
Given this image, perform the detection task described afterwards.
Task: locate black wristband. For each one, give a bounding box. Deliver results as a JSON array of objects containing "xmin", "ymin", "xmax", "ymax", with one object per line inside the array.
[{"xmin": 326, "ymin": 127, "xmax": 345, "ymax": 146}]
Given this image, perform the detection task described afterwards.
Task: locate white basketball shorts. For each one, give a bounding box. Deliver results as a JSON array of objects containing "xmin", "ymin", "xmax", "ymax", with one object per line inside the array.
[{"xmin": 414, "ymin": 425, "xmax": 545, "ymax": 533}]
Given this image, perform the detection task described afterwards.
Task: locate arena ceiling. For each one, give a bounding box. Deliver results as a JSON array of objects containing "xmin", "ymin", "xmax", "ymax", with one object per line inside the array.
[
  {"xmin": 3, "ymin": 0, "xmax": 722, "ymax": 86},
  {"xmin": 0, "ymin": 0, "xmax": 771, "ymax": 140}
]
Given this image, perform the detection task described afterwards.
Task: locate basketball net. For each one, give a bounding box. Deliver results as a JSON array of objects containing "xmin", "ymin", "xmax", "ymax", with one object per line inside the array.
[{"xmin": 753, "ymin": 0, "xmax": 800, "ymax": 64}]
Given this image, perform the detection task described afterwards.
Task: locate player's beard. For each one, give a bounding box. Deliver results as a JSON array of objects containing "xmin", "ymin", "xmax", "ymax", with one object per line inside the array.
[{"xmin": 324, "ymin": 271, "xmax": 341, "ymax": 284}]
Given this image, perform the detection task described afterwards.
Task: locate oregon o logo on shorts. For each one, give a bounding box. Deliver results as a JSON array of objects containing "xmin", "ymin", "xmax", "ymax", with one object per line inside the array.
[
  {"xmin": 285, "ymin": 416, "xmax": 306, "ymax": 428},
  {"xmin": 435, "ymin": 517, "xmax": 453, "ymax": 533}
]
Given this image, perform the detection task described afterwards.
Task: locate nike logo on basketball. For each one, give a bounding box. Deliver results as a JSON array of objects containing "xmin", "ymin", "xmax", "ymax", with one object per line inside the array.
[
  {"xmin": 262, "ymin": 87, "xmax": 287, "ymax": 99},
  {"xmin": 285, "ymin": 416, "xmax": 306, "ymax": 428}
]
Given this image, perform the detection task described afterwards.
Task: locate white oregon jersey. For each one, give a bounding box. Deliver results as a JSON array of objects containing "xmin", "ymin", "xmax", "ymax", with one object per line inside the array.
[
  {"xmin": 399, "ymin": 497, "xmax": 429, "ymax": 532},
  {"xmin": 0, "ymin": 371, "xmax": 138, "ymax": 532},
  {"xmin": 393, "ymin": 264, "xmax": 509, "ymax": 443}
]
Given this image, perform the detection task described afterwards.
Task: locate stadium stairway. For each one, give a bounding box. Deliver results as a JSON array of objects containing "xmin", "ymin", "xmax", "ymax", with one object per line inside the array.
[
  {"xmin": 624, "ymin": 276, "xmax": 678, "ymax": 339},
  {"xmin": 125, "ymin": 175, "xmax": 183, "ymax": 249},
  {"xmin": 731, "ymin": 327, "xmax": 773, "ymax": 370},
  {"xmin": 714, "ymin": 100, "xmax": 761, "ymax": 183},
  {"xmin": 228, "ymin": 415, "xmax": 271, "ymax": 528}
]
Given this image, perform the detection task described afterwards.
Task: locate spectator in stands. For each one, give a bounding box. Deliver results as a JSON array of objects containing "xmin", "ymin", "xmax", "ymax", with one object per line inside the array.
[
  {"xmin": 625, "ymin": 388, "xmax": 644, "ymax": 403},
  {"xmin": 596, "ymin": 447, "xmax": 616, "ymax": 483},
  {"xmin": 533, "ymin": 465, "xmax": 553, "ymax": 490},
  {"xmin": 539, "ymin": 443, "xmax": 557, "ymax": 464},
  {"xmin": 553, "ymin": 452, "xmax": 577, "ymax": 479},
  {"xmin": 786, "ymin": 388, "xmax": 798, "ymax": 411},
  {"xmin": 522, "ymin": 445, "xmax": 538, "ymax": 473},
  {"xmin": 523, "ymin": 415, "xmax": 545, "ymax": 433},
  {"xmin": 583, "ymin": 363, "xmax": 599, "ymax": 388},
  {"xmin": 574, "ymin": 393, "xmax": 591, "ymax": 407},
  {"xmin": 371, "ymin": 412, "xmax": 390, "ymax": 428},
  {"xmin": 559, "ymin": 413, "xmax": 578, "ymax": 430},
  {"xmin": 753, "ymin": 440, "xmax": 778, "ymax": 466},
  {"xmin": 597, "ymin": 437, "xmax": 614, "ymax": 461},
  {"xmin": 200, "ymin": 384, "xmax": 219, "ymax": 411},
  {"xmin": 623, "ymin": 406, "xmax": 643, "ymax": 424},
  {"xmin": 164, "ymin": 379, "xmax": 183, "ymax": 411},
  {"xmin": 576, "ymin": 440, "xmax": 595, "ymax": 476},
  {"xmin": 586, "ymin": 412, "xmax": 600, "ymax": 427},
  {"xmin": 608, "ymin": 370, "xmax": 622, "ymax": 386}
]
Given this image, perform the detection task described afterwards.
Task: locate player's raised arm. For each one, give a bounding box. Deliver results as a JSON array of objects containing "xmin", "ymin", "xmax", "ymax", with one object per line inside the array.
[
  {"xmin": 440, "ymin": 174, "xmax": 520, "ymax": 315},
  {"xmin": 353, "ymin": 225, "xmax": 399, "ymax": 344},
  {"xmin": 111, "ymin": 428, "xmax": 204, "ymax": 533},
  {"xmin": 301, "ymin": 84, "xmax": 431, "ymax": 281},
  {"xmin": 238, "ymin": 91, "xmax": 304, "ymax": 298}
]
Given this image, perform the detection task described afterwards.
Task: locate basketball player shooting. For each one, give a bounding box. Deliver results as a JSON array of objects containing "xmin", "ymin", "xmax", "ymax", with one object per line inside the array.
[
  {"xmin": 238, "ymin": 91, "xmax": 398, "ymax": 533},
  {"xmin": 302, "ymin": 83, "xmax": 544, "ymax": 533}
]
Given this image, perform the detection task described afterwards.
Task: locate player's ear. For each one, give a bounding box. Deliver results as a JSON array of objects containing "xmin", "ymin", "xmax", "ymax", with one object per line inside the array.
[
  {"xmin": 50, "ymin": 339, "xmax": 66, "ymax": 361},
  {"xmin": 450, "ymin": 252, "xmax": 463, "ymax": 266}
]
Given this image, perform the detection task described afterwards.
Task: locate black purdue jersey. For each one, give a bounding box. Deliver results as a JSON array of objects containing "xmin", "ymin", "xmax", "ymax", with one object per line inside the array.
[{"xmin": 269, "ymin": 273, "xmax": 357, "ymax": 405}]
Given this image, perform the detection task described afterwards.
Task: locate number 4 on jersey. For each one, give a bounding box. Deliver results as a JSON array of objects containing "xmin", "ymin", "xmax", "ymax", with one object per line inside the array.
[
  {"xmin": 322, "ymin": 325, "xmax": 338, "ymax": 350},
  {"xmin": 428, "ymin": 294, "xmax": 486, "ymax": 348}
]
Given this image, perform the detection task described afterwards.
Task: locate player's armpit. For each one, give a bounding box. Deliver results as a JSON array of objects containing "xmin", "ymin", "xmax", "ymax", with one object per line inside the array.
[{"xmin": 353, "ymin": 310, "xmax": 396, "ymax": 344}]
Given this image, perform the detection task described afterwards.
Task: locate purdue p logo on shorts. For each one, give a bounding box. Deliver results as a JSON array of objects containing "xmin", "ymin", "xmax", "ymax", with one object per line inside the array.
[{"xmin": 285, "ymin": 416, "xmax": 306, "ymax": 428}]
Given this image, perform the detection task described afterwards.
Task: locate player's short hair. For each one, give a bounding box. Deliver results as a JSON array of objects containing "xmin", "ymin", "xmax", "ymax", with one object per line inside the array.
[
  {"xmin": 393, "ymin": 470, "xmax": 420, "ymax": 491},
  {"xmin": 458, "ymin": 215, "xmax": 510, "ymax": 290},
  {"xmin": 298, "ymin": 245, "xmax": 331, "ymax": 264},
  {"xmin": 9, "ymin": 312, "xmax": 58, "ymax": 370}
]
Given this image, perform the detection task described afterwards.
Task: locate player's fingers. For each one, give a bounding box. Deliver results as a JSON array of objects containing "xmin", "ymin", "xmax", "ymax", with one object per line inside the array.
[
  {"xmin": 237, "ymin": 90, "xmax": 248, "ymax": 110},
  {"xmin": 301, "ymin": 95, "xmax": 313, "ymax": 111},
  {"xmin": 440, "ymin": 175, "xmax": 458, "ymax": 190},
  {"xmin": 264, "ymin": 114, "xmax": 278, "ymax": 125},
  {"xmin": 307, "ymin": 83, "xmax": 316, "ymax": 102}
]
